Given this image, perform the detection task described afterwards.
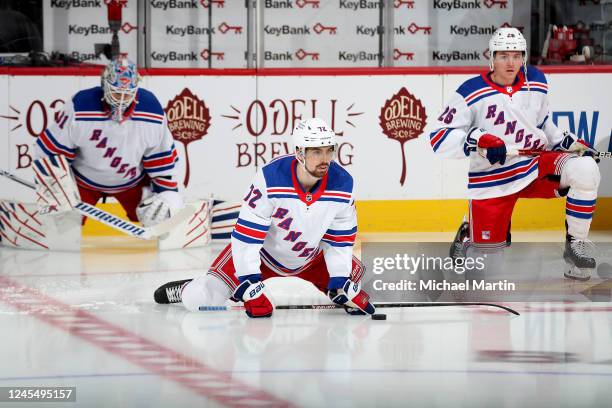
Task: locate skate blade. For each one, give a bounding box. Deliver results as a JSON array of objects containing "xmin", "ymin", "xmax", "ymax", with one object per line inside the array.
[{"xmin": 564, "ymin": 263, "xmax": 592, "ymax": 281}]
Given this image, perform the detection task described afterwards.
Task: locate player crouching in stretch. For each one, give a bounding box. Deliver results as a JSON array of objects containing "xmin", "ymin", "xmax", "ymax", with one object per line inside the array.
[
  {"xmin": 430, "ymin": 27, "xmax": 600, "ymax": 280},
  {"xmin": 154, "ymin": 118, "xmax": 375, "ymax": 318},
  {"xmin": 34, "ymin": 57, "xmax": 184, "ymax": 229}
]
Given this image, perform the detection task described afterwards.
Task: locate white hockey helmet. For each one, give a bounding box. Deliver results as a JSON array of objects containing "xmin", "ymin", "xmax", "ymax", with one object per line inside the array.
[
  {"xmin": 292, "ymin": 118, "xmax": 336, "ymax": 151},
  {"xmin": 488, "ymin": 27, "xmax": 527, "ymax": 69},
  {"xmin": 101, "ymin": 57, "xmax": 141, "ymax": 122}
]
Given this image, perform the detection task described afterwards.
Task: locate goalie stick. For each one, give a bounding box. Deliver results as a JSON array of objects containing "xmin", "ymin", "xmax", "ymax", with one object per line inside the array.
[
  {"xmin": 0, "ymin": 169, "xmax": 192, "ymax": 240},
  {"xmin": 199, "ymin": 302, "xmax": 520, "ymax": 316}
]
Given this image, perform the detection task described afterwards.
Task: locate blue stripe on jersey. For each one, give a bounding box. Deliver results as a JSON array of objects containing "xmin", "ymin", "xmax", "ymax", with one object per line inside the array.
[
  {"xmin": 236, "ymin": 218, "xmax": 270, "ymax": 231},
  {"xmin": 212, "ymin": 232, "xmax": 232, "ymax": 240},
  {"xmin": 566, "ymin": 210, "xmax": 593, "ymax": 219},
  {"xmin": 44, "ymin": 129, "xmax": 77, "ymax": 153},
  {"xmin": 567, "ymin": 197, "xmax": 596, "ymax": 206},
  {"xmin": 36, "ymin": 139, "xmax": 58, "ymax": 161},
  {"xmin": 430, "ymin": 128, "xmax": 453, "ymax": 152},
  {"xmin": 321, "ymin": 239, "xmax": 354, "ymax": 247},
  {"xmin": 144, "ymin": 145, "xmax": 176, "ymax": 160},
  {"xmin": 468, "ymin": 158, "xmax": 534, "ymax": 177},
  {"xmin": 319, "ymin": 197, "xmax": 351, "ymax": 203},
  {"xmin": 231, "ymin": 230, "xmax": 264, "ymax": 244},
  {"xmin": 268, "ymin": 194, "xmax": 298, "ymax": 199},
  {"xmin": 520, "ymin": 88, "xmax": 547, "ymax": 95},
  {"xmin": 468, "ymin": 164, "xmax": 537, "ymax": 189},
  {"xmin": 144, "ymin": 164, "xmax": 176, "ymax": 173},
  {"xmin": 75, "ymin": 117, "xmax": 110, "ymax": 122},
  {"xmin": 326, "ymin": 226, "xmax": 357, "ymax": 236},
  {"xmin": 466, "ymin": 90, "xmax": 498, "ymax": 107},
  {"xmin": 130, "ymin": 118, "xmax": 163, "ymax": 124}
]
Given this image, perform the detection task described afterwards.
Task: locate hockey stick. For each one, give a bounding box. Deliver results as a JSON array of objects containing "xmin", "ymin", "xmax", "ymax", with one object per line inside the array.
[
  {"xmin": 199, "ymin": 302, "xmax": 520, "ymax": 316},
  {"xmin": 506, "ymin": 148, "xmax": 611, "ymax": 159},
  {"xmin": 478, "ymin": 147, "xmax": 611, "ymax": 160},
  {"xmin": 0, "ymin": 169, "xmax": 192, "ymax": 240}
]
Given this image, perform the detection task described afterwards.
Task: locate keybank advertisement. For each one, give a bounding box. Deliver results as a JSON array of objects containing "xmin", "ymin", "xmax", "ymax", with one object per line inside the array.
[
  {"xmin": 0, "ymin": 72, "xmax": 609, "ymax": 202},
  {"xmin": 43, "ymin": 0, "xmax": 529, "ymax": 67}
]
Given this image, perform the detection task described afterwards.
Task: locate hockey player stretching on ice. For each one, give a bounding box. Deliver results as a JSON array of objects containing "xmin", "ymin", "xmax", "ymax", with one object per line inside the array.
[
  {"xmin": 430, "ymin": 27, "xmax": 600, "ymax": 280},
  {"xmin": 34, "ymin": 57, "xmax": 183, "ymax": 228},
  {"xmin": 154, "ymin": 118, "xmax": 376, "ymax": 318}
]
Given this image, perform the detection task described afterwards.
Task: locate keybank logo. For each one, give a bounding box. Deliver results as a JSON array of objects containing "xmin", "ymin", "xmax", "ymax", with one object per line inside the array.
[
  {"xmin": 450, "ymin": 25, "xmax": 498, "ymax": 36},
  {"xmin": 433, "ymin": 0, "xmax": 481, "ymax": 10},
  {"xmin": 51, "ymin": 0, "xmax": 102, "ymax": 8},
  {"xmin": 339, "ymin": 0, "xmax": 381, "ymax": 10},
  {"xmin": 338, "ymin": 51, "xmax": 381, "ymax": 62},
  {"xmin": 68, "ymin": 25, "xmax": 112, "ymax": 36},
  {"xmin": 150, "ymin": 0, "xmax": 199, "ymax": 10},
  {"xmin": 166, "ymin": 25, "xmax": 216, "ymax": 36},
  {"xmin": 264, "ymin": 25, "xmax": 311, "ymax": 36},
  {"xmin": 151, "ymin": 51, "xmax": 199, "ymax": 62},
  {"xmin": 432, "ymin": 51, "xmax": 481, "ymax": 62}
]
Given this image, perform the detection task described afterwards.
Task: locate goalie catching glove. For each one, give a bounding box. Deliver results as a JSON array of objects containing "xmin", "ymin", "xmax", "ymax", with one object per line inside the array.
[
  {"xmin": 232, "ymin": 274, "xmax": 274, "ymax": 318},
  {"xmin": 136, "ymin": 189, "xmax": 184, "ymax": 227},
  {"xmin": 328, "ymin": 277, "xmax": 376, "ymax": 315},
  {"xmin": 33, "ymin": 156, "xmax": 80, "ymax": 214}
]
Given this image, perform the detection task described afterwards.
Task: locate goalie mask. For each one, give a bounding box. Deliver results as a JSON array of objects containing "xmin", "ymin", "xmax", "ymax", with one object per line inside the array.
[
  {"xmin": 292, "ymin": 118, "xmax": 337, "ymax": 175},
  {"xmin": 488, "ymin": 27, "xmax": 527, "ymax": 71},
  {"xmin": 101, "ymin": 57, "xmax": 140, "ymax": 122}
]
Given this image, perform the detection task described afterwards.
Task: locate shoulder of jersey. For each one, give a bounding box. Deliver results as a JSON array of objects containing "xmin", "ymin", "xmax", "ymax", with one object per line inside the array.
[
  {"xmin": 72, "ymin": 86, "xmax": 104, "ymax": 112},
  {"xmin": 132, "ymin": 88, "xmax": 165, "ymax": 124},
  {"xmin": 326, "ymin": 161, "xmax": 354, "ymax": 195},
  {"xmin": 455, "ymin": 74, "xmax": 497, "ymax": 107},
  {"xmin": 524, "ymin": 65, "xmax": 548, "ymax": 94},
  {"xmin": 262, "ymin": 155, "xmax": 294, "ymax": 188}
]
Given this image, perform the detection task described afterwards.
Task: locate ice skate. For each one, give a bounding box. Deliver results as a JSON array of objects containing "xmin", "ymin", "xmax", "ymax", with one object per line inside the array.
[
  {"xmin": 563, "ymin": 236, "xmax": 596, "ymax": 281},
  {"xmin": 154, "ymin": 279, "xmax": 193, "ymax": 304},
  {"xmin": 450, "ymin": 218, "xmax": 470, "ymax": 260}
]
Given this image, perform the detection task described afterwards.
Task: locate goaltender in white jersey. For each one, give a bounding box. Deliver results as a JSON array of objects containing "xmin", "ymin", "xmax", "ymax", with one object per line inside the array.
[
  {"xmin": 154, "ymin": 118, "xmax": 376, "ymax": 318},
  {"xmin": 34, "ymin": 57, "xmax": 183, "ymax": 227}
]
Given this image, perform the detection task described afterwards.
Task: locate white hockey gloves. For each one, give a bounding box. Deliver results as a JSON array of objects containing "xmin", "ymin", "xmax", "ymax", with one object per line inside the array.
[
  {"xmin": 136, "ymin": 189, "xmax": 184, "ymax": 227},
  {"xmin": 328, "ymin": 277, "xmax": 376, "ymax": 315},
  {"xmin": 33, "ymin": 156, "xmax": 80, "ymax": 214},
  {"xmin": 557, "ymin": 131, "xmax": 593, "ymax": 156}
]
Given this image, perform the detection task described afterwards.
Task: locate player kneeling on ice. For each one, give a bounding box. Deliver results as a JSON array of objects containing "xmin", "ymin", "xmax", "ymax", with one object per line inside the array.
[
  {"xmin": 431, "ymin": 27, "xmax": 600, "ymax": 281},
  {"xmin": 34, "ymin": 56, "xmax": 184, "ymax": 229},
  {"xmin": 154, "ymin": 118, "xmax": 375, "ymax": 318}
]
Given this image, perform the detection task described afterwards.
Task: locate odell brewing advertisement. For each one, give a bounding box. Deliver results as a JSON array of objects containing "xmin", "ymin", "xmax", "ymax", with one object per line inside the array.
[{"xmin": 0, "ymin": 73, "xmax": 609, "ymax": 202}]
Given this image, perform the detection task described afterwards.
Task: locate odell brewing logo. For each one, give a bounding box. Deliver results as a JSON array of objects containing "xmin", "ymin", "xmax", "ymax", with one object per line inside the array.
[
  {"xmin": 379, "ymin": 87, "xmax": 427, "ymax": 185},
  {"xmin": 164, "ymin": 88, "xmax": 211, "ymax": 186}
]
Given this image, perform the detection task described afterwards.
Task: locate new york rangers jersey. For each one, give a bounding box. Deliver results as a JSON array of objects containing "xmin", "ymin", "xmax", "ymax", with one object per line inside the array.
[
  {"xmin": 230, "ymin": 155, "xmax": 357, "ymax": 280},
  {"xmin": 429, "ymin": 66, "xmax": 565, "ymax": 199},
  {"xmin": 35, "ymin": 86, "xmax": 178, "ymax": 194}
]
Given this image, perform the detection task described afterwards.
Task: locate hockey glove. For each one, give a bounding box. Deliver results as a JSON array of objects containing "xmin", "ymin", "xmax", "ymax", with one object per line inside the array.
[
  {"xmin": 233, "ymin": 274, "xmax": 273, "ymax": 318},
  {"xmin": 477, "ymin": 134, "xmax": 507, "ymax": 165},
  {"xmin": 328, "ymin": 277, "xmax": 376, "ymax": 315},
  {"xmin": 557, "ymin": 131, "xmax": 593, "ymax": 156}
]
